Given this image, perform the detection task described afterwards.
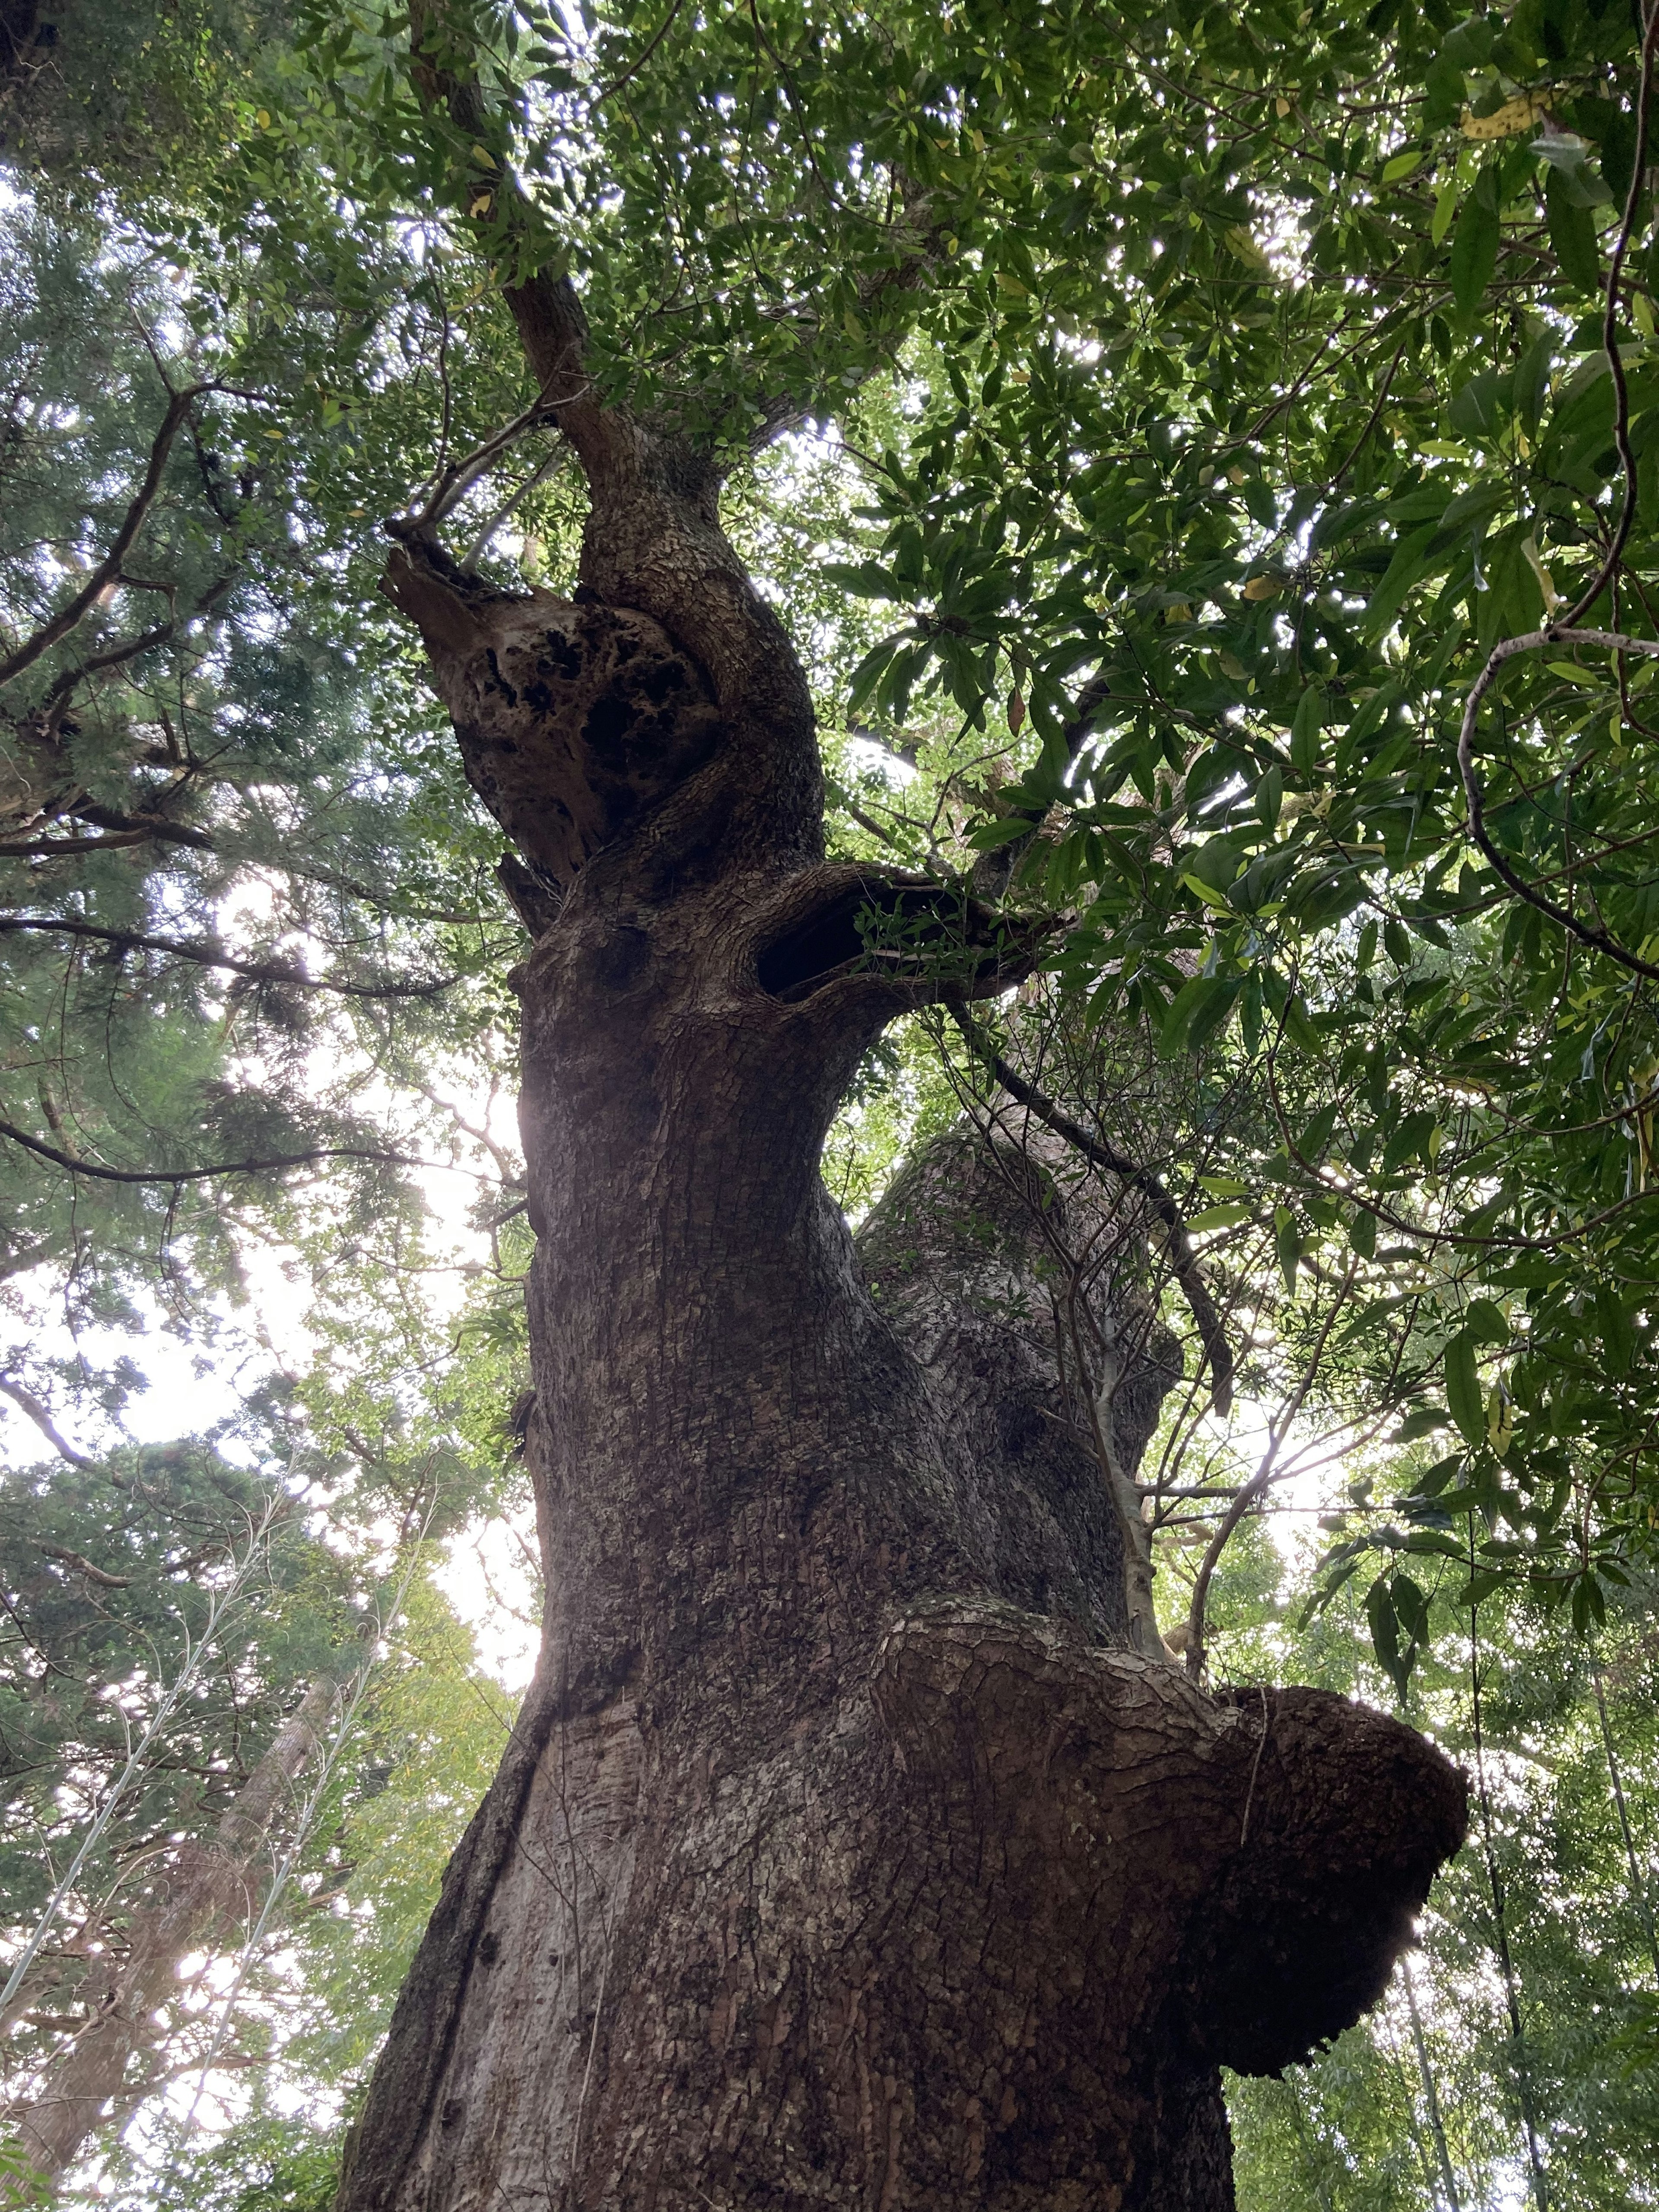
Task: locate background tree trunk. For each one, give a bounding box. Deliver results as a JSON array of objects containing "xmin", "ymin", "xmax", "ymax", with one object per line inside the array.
[
  {"xmin": 335, "ymin": 458, "xmax": 1466, "ymax": 2208},
  {"xmin": 8, "ymin": 1675, "xmax": 338, "ymax": 2202}
]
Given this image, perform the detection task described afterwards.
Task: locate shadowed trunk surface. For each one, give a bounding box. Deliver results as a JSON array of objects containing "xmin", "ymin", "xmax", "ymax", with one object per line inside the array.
[{"xmin": 336, "ymin": 393, "xmax": 1465, "ymax": 2209}]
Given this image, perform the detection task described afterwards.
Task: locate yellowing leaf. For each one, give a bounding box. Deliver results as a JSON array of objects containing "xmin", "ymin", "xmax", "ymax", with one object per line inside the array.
[
  {"xmin": 1243, "ymin": 572, "xmax": 1283, "ymax": 599},
  {"xmin": 469, "ymin": 192, "xmax": 494, "ymax": 218},
  {"xmin": 471, "ymin": 143, "xmax": 498, "ymax": 167},
  {"xmin": 255, "ymin": 108, "xmax": 271, "ymax": 130},
  {"xmin": 1462, "ymin": 92, "xmax": 1551, "ymax": 140},
  {"xmin": 995, "ymin": 271, "xmax": 1029, "ymax": 297},
  {"xmin": 1521, "ymin": 535, "xmax": 1560, "ymax": 611}
]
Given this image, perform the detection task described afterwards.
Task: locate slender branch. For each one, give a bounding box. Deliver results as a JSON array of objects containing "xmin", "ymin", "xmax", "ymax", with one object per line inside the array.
[
  {"xmin": 1589, "ymin": 1646, "xmax": 1659, "ymax": 1984},
  {"xmin": 1457, "ymin": 627, "xmax": 1659, "ymax": 982},
  {"xmin": 587, "ymin": 0, "xmax": 684, "ymax": 108},
  {"xmin": 0, "ymin": 1377, "xmax": 95, "ymax": 1470},
  {"xmin": 946, "ymin": 995, "xmax": 1234, "ymax": 1414},
  {"xmin": 1450, "ymin": 16, "xmax": 1659, "ymax": 977},
  {"xmin": 0, "ymin": 1120, "xmax": 426, "ymax": 1185},
  {"xmin": 0, "ymin": 387, "xmax": 211, "ymax": 688},
  {"xmin": 1560, "ymin": 1, "xmax": 1659, "ymax": 630},
  {"xmin": 407, "ymin": 0, "xmax": 613, "ymax": 478},
  {"xmin": 0, "ymin": 918, "xmax": 455, "ymax": 1000},
  {"xmin": 40, "ymin": 1545, "xmax": 131, "ymax": 1588},
  {"xmin": 1184, "ymin": 1265, "xmax": 1354, "ymax": 1677}
]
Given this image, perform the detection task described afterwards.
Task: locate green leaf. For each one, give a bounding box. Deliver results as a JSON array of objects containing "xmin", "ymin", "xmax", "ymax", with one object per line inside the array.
[
  {"xmin": 1447, "ymin": 369, "xmax": 1508, "ymax": 440},
  {"xmin": 1595, "ymin": 1282, "xmax": 1636, "ymax": 1374},
  {"xmin": 1444, "ymin": 1331, "xmax": 1486, "ymax": 1448},
  {"xmin": 1275, "ymin": 1207, "xmax": 1302, "ymax": 1292},
  {"xmin": 1364, "ymin": 521, "xmax": 1440, "ymax": 636},
  {"xmin": 1366, "ymin": 1576, "xmax": 1414, "ymax": 1702},
  {"xmin": 1348, "ymin": 1206, "xmax": 1378, "ymax": 1259},
  {"xmin": 1449, "ymin": 187, "xmax": 1500, "ymax": 319},
  {"xmin": 965, "ymin": 814, "xmax": 1037, "ymax": 849},
  {"xmin": 1162, "ymin": 973, "xmax": 1239, "ymax": 1057},
  {"xmin": 1186, "ymin": 1201, "xmax": 1252, "ymax": 1233},
  {"xmin": 1547, "ymin": 166, "xmax": 1603, "ymax": 295},
  {"xmin": 1299, "ymin": 1103, "xmax": 1339, "ymax": 1158},
  {"xmin": 1381, "ymin": 1108, "xmax": 1439, "ymax": 1171},
  {"xmin": 1255, "ymin": 764, "xmax": 1283, "ymax": 831},
  {"xmin": 1290, "ymin": 686, "xmax": 1323, "ymax": 774},
  {"xmin": 1465, "ymin": 1297, "xmax": 1510, "ymax": 1347}
]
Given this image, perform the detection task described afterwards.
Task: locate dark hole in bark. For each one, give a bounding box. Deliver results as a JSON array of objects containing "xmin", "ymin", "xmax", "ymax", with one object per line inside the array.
[{"xmin": 758, "ymin": 884, "xmax": 980, "ymax": 1003}]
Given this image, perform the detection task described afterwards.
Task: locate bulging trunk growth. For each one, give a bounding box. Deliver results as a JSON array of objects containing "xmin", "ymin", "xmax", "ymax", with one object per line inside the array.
[{"xmin": 335, "ymin": 397, "xmax": 1466, "ymax": 2210}]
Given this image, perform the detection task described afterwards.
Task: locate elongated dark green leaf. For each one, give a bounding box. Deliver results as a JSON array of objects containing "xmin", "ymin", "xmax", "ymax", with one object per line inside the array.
[
  {"xmin": 1595, "ymin": 1282, "xmax": 1636, "ymax": 1374},
  {"xmin": 1547, "ymin": 169, "xmax": 1603, "ymax": 295},
  {"xmin": 1449, "ymin": 188, "xmax": 1500, "ymax": 318},
  {"xmin": 1162, "ymin": 973, "xmax": 1237, "ymax": 1057},
  {"xmin": 1445, "ymin": 1331, "xmax": 1486, "ymax": 1448}
]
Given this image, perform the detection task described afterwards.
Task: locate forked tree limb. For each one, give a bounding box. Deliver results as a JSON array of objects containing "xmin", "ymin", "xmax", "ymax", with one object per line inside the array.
[{"xmin": 0, "ymin": 386, "xmax": 211, "ymax": 688}]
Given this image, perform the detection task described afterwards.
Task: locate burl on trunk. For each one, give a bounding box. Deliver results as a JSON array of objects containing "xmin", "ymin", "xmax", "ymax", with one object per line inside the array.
[{"xmin": 337, "ymin": 313, "xmax": 1465, "ymax": 2209}]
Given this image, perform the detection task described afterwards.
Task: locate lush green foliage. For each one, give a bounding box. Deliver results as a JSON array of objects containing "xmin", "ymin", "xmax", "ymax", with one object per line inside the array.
[
  {"xmin": 1204, "ymin": 1531, "xmax": 1659, "ymax": 2212},
  {"xmin": 0, "ymin": 1435, "xmax": 515, "ymax": 2183}
]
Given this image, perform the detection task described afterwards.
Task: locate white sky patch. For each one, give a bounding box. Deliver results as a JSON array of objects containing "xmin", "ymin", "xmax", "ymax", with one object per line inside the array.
[{"xmin": 434, "ymin": 1514, "xmax": 541, "ymax": 1694}]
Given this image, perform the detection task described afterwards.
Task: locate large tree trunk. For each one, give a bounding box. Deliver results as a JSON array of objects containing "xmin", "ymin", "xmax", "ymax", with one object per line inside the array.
[{"xmin": 339, "ymin": 387, "xmax": 1465, "ymax": 2207}]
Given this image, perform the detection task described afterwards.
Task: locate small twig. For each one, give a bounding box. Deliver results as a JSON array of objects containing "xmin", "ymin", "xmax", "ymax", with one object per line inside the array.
[
  {"xmin": 1560, "ymin": 1, "xmax": 1659, "ymax": 631},
  {"xmin": 587, "ymin": 0, "xmax": 685, "ymax": 108}
]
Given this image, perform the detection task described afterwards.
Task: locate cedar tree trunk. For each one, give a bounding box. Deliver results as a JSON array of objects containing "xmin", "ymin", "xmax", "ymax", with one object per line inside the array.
[
  {"xmin": 336, "ymin": 263, "xmax": 1465, "ymax": 2212},
  {"xmin": 10, "ymin": 1675, "xmax": 338, "ymax": 2201}
]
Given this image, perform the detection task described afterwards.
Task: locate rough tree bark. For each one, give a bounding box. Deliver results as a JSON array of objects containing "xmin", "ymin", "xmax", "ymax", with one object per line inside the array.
[
  {"xmin": 10, "ymin": 1675, "xmax": 338, "ymax": 2201},
  {"xmin": 334, "ymin": 67, "xmax": 1466, "ymax": 2205}
]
